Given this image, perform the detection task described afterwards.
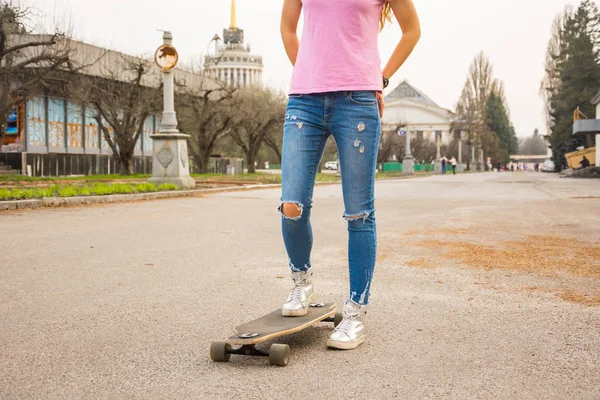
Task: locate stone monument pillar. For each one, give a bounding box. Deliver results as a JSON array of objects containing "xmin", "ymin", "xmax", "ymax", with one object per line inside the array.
[
  {"xmin": 457, "ymin": 131, "xmax": 465, "ymax": 173},
  {"xmin": 434, "ymin": 132, "xmax": 442, "ymax": 173},
  {"xmin": 149, "ymin": 31, "xmax": 195, "ymax": 189},
  {"xmin": 402, "ymin": 129, "xmax": 414, "ymax": 175}
]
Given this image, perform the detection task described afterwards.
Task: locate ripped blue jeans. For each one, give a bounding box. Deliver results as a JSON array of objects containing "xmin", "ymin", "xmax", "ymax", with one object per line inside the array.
[{"xmin": 279, "ymin": 91, "xmax": 381, "ymax": 305}]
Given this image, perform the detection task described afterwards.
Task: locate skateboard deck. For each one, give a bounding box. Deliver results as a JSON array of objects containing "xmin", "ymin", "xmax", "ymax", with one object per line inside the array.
[
  {"xmin": 227, "ymin": 302, "xmax": 336, "ymax": 345},
  {"xmin": 210, "ymin": 303, "xmax": 341, "ymax": 366}
]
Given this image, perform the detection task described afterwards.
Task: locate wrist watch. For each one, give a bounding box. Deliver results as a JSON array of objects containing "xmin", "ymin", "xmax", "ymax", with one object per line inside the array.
[{"xmin": 382, "ymin": 76, "xmax": 390, "ymax": 89}]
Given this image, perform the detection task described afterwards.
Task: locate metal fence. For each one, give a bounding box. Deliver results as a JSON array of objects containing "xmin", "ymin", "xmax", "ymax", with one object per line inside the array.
[
  {"xmin": 21, "ymin": 153, "xmax": 152, "ymax": 177},
  {"xmin": 190, "ymin": 158, "xmax": 244, "ymax": 175},
  {"xmin": 4, "ymin": 152, "xmax": 247, "ymax": 177},
  {"xmin": 379, "ymin": 163, "xmax": 435, "ymax": 173},
  {"xmin": 0, "ymin": 152, "xmax": 23, "ymax": 172}
]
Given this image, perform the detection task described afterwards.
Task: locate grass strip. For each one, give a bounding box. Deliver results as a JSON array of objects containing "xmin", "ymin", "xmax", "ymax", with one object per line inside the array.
[{"xmin": 0, "ymin": 182, "xmax": 180, "ymax": 201}]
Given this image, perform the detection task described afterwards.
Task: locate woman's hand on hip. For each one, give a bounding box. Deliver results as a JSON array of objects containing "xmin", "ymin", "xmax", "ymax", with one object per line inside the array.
[{"xmin": 376, "ymin": 92, "xmax": 385, "ymax": 118}]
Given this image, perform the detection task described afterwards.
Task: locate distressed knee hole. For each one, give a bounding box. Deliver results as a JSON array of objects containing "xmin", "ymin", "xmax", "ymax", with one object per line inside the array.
[
  {"xmin": 343, "ymin": 209, "xmax": 374, "ymax": 222},
  {"xmin": 279, "ymin": 202, "xmax": 303, "ymax": 220}
]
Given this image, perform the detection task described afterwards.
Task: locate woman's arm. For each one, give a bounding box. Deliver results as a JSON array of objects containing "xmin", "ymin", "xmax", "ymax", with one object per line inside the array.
[
  {"xmin": 382, "ymin": 0, "xmax": 421, "ymax": 80},
  {"xmin": 281, "ymin": 0, "xmax": 303, "ymax": 66}
]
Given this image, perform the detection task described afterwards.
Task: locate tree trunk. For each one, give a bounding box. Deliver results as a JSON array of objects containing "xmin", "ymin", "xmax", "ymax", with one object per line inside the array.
[
  {"xmin": 192, "ymin": 155, "xmax": 202, "ymax": 174},
  {"xmin": 118, "ymin": 149, "xmax": 135, "ymax": 175},
  {"xmin": 466, "ymin": 144, "xmax": 471, "ymax": 171},
  {"xmin": 247, "ymin": 151, "xmax": 256, "ymax": 173},
  {"xmin": 203, "ymin": 145, "xmax": 216, "ymax": 174},
  {"xmin": 119, "ymin": 158, "xmax": 134, "ymax": 175},
  {"xmin": 195, "ymin": 151, "xmax": 212, "ymax": 174}
]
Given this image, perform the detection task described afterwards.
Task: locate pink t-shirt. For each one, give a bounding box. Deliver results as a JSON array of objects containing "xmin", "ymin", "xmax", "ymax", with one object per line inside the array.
[{"xmin": 290, "ymin": 0, "xmax": 386, "ymax": 94}]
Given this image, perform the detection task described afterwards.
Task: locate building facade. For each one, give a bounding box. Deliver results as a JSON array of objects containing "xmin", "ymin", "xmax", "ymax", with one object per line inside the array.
[
  {"xmin": 382, "ymin": 81, "xmax": 455, "ymax": 145},
  {"xmin": 203, "ymin": 0, "xmax": 264, "ymax": 88},
  {"xmin": 0, "ymin": 34, "xmax": 215, "ymax": 176},
  {"xmin": 572, "ymin": 89, "xmax": 600, "ymax": 167}
]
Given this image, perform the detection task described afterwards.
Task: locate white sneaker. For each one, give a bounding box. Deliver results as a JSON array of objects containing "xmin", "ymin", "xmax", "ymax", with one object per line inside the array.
[
  {"xmin": 282, "ymin": 270, "xmax": 314, "ymax": 317},
  {"xmin": 327, "ymin": 300, "xmax": 366, "ymax": 350}
]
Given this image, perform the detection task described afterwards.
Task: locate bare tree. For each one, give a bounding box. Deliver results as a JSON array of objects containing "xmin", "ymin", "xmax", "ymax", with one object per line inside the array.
[
  {"xmin": 455, "ymin": 52, "xmax": 501, "ymax": 169},
  {"xmin": 455, "ymin": 83, "xmax": 477, "ymax": 169},
  {"xmin": 263, "ymin": 132, "xmax": 283, "ymax": 163},
  {"xmin": 229, "ymin": 88, "xmax": 286, "ymax": 173},
  {"xmin": 177, "ymin": 79, "xmax": 235, "ymax": 173},
  {"xmin": 73, "ymin": 58, "xmax": 161, "ymax": 175},
  {"xmin": 378, "ymin": 123, "xmax": 405, "ymax": 163},
  {"xmin": 0, "ymin": 2, "xmax": 73, "ymax": 146},
  {"xmin": 412, "ymin": 136, "xmax": 440, "ymax": 164}
]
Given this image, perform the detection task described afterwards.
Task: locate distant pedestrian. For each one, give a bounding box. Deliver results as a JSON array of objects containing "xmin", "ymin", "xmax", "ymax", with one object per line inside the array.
[
  {"xmin": 496, "ymin": 161, "xmax": 501, "ymax": 172},
  {"xmin": 580, "ymin": 156, "xmax": 590, "ymax": 169},
  {"xmin": 450, "ymin": 156, "xmax": 457, "ymax": 175},
  {"xmin": 441, "ymin": 155, "xmax": 448, "ymax": 175}
]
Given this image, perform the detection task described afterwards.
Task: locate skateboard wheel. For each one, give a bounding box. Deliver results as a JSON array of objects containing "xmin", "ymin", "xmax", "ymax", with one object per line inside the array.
[
  {"xmin": 269, "ymin": 344, "xmax": 290, "ymax": 366},
  {"xmin": 333, "ymin": 311, "xmax": 344, "ymax": 327},
  {"xmin": 210, "ymin": 341, "xmax": 232, "ymax": 362}
]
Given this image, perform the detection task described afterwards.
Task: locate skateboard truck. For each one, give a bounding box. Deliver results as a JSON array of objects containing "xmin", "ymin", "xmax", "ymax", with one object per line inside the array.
[
  {"xmin": 210, "ymin": 342, "xmax": 289, "ymax": 366},
  {"xmin": 228, "ymin": 344, "xmax": 269, "ymax": 358}
]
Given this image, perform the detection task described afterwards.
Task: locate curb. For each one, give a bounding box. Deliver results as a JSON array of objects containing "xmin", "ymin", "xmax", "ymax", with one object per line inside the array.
[
  {"xmin": 0, "ymin": 175, "xmax": 433, "ymax": 212},
  {"xmin": 0, "ymin": 183, "xmax": 284, "ymax": 212}
]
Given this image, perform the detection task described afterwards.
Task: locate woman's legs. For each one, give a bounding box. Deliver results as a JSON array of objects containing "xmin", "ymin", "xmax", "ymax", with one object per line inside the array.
[
  {"xmin": 332, "ymin": 93, "xmax": 381, "ymax": 306},
  {"xmin": 280, "ymin": 95, "xmax": 329, "ymax": 315},
  {"xmin": 327, "ymin": 91, "xmax": 381, "ymax": 349}
]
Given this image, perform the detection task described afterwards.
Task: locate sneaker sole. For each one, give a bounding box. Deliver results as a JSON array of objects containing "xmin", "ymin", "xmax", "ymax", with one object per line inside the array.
[
  {"xmin": 282, "ymin": 293, "xmax": 314, "ymax": 317},
  {"xmin": 326, "ymin": 336, "xmax": 365, "ymax": 350}
]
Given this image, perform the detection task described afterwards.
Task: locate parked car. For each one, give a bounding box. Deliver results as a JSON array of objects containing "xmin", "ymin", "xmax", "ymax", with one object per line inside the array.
[
  {"xmin": 541, "ymin": 159, "xmax": 555, "ymax": 173},
  {"xmin": 324, "ymin": 161, "xmax": 339, "ymax": 170}
]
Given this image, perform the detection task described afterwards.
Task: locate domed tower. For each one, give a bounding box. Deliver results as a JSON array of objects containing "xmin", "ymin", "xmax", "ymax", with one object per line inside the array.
[{"xmin": 204, "ymin": 0, "xmax": 264, "ymax": 88}]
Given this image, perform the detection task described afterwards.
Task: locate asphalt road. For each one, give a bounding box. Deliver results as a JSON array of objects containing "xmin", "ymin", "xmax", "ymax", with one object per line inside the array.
[{"xmin": 1, "ymin": 172, "xmax": 599, "ymax": 399}]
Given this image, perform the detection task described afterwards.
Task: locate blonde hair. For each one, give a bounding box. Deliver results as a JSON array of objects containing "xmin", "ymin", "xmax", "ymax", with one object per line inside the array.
[{"xmin": 380, "ymin": 1, "xmax": 393, "ymax": 31}]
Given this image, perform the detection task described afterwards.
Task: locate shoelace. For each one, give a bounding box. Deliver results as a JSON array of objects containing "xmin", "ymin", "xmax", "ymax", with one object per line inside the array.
[
  {"xmin": 336, "ymin": 316, "xmax": 358, "ymax": 335},
  {"xmin": 287, "ymin": 284, "xmax": 305, "ymax": 303}
]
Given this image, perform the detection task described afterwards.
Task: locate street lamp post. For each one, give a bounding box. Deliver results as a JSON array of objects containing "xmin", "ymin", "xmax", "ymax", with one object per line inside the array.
[{"xmin": 149, "ymin": 31, "xmax": 195, "ymax": 188}]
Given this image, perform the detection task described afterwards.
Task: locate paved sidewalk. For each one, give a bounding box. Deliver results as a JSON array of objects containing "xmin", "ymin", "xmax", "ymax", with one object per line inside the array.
[{"xmin": 1, "ymin": 172, "xmax": 599, "ymax": 399}]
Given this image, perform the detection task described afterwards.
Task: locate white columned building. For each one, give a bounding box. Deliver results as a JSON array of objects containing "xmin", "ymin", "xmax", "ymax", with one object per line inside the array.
[
  {"xmin": 381, "ymin": 81, "xmax": 456, "ymax": 163},
  {"xmin": 204, "ymin": 0, "xmax": 264, "ymax": 89}
]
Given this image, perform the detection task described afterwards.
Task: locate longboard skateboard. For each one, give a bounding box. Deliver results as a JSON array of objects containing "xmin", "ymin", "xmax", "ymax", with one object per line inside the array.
[{"xmin": 210, "ymin": 303, "xmax": 343, "ymax": 366}]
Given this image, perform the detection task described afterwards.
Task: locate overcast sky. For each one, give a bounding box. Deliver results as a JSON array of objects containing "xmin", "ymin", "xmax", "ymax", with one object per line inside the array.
[{"xmin": 32, "ymin": 0, "xmax": 590, "ymax": 137}]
